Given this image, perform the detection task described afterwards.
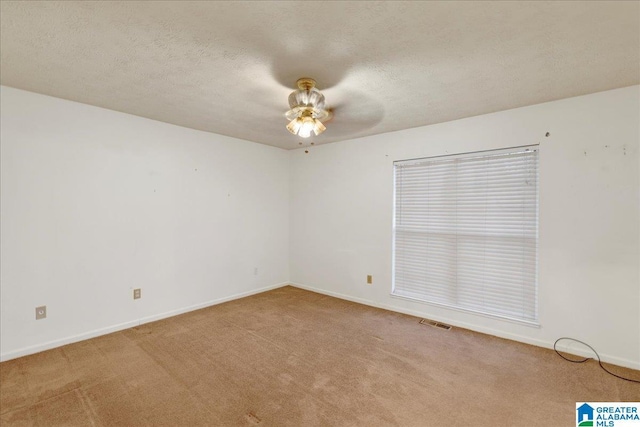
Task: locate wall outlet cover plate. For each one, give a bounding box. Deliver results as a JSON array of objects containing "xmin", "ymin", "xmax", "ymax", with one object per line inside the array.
[{"xmin": 35, "ymin": 306, "xmax": 46, "ymax": 320}]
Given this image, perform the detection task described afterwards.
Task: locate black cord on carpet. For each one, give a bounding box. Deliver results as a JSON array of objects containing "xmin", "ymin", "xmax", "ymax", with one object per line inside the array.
[{"xmin": 553, "ymin": 337, "xmax": 640, "ymax": 383}]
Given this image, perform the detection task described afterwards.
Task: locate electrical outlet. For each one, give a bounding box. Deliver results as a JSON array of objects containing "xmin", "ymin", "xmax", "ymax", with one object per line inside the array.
[
  {"xmin": 367, "ymin": 275, "xmax": 373, "ymax": 284},
  {"xmin": 35, "ymin": 306, "xmax": 46, "ymax": 320},
  {"xmin": 133, "ymin": 288, "xmax": 141, "ymax": 299},
  {"xmin": 254, "ymin": 267, "xmax": 258, "ymax": 276}
]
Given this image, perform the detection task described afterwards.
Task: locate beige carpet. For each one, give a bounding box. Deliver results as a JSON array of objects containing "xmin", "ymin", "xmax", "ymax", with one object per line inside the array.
[{"xmin": 1, "ymin": 286, "xmax": 638, "ymax": 426}]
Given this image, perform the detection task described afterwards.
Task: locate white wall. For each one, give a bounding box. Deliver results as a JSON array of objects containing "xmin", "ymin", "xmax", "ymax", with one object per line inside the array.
[
  {"xmin": 0, "ymin": 86, "xmax": 290, "ymax": 360},
  {"xmin": 290, "ymin": 86, "xmax": 640, "ymax": 369}
]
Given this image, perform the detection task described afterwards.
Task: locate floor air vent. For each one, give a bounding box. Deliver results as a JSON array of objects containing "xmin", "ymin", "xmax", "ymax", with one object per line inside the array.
[{"xmin": 419, "ymin": 319, "xmax": 452, "ymax": 330}]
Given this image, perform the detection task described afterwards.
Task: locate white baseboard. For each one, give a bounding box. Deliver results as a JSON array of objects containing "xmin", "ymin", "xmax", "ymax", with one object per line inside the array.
[
  {"xmin": 289, "ymin": 282, "xmax": 640, "ymax": 371},
  {"xmin": 136, "ymin": 282, "xmax": 289, "ymax": 326},
  {"xmin": 0, "ymin": 282, "xmax": 289, "ymax": 362}
]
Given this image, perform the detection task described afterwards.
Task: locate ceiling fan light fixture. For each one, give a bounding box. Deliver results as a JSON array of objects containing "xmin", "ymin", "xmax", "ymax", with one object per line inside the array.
[
  {"xmin": 285, "ymin": 78, "xmax": 330, "ymax": 138},
  {"xmin": 286, "ymin": 117, "xmax": 303, "ymax": 135},
  {"xmin": 299, "ymin": 116, "xmax": 315, "ymax": 138},
  {"xmin": 313, "ymin": 119, "xmax": 326, "ymax": 136}
]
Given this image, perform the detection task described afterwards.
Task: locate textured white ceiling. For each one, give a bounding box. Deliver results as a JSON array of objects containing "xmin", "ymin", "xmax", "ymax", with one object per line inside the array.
[{"xmin": 1, "ymin": 1, "xmax": 639, "ymax": 149}]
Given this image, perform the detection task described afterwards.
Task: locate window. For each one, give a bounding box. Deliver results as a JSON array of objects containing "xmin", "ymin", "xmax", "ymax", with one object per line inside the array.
[{"xmin": 392, "ymin": 146, "xmax": 539, "ymax": 324}]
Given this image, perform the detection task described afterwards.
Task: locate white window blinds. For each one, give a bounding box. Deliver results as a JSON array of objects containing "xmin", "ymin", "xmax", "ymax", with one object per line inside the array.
[{"xmin": 393, "ymin": 146, "xmax": 539, "ymax": 324}]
